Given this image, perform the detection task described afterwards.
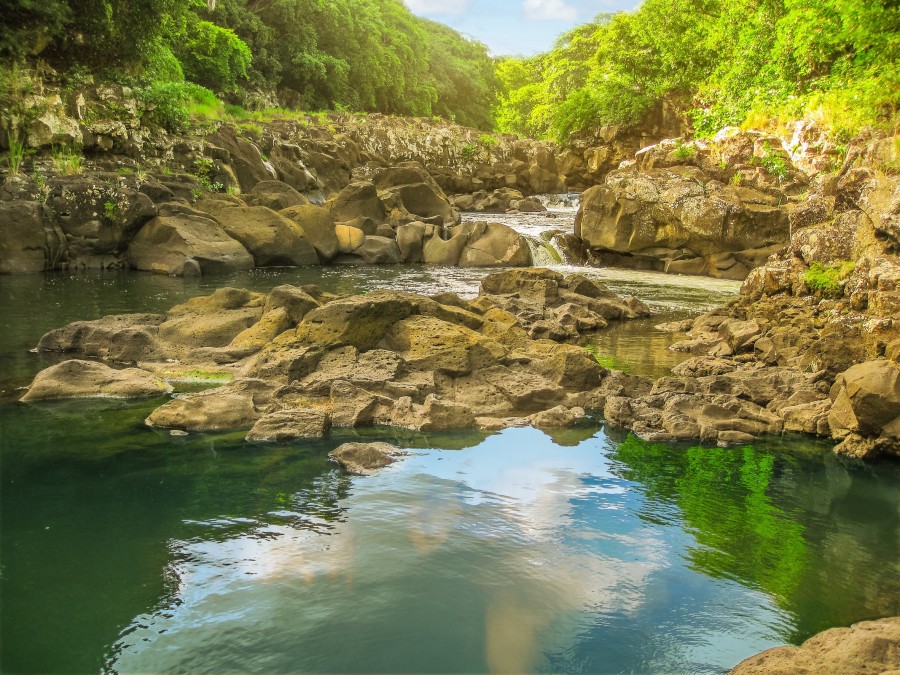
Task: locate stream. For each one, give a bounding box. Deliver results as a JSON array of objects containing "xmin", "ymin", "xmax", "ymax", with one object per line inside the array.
[{"xmin": 1, "ymin": 202, "xmax": 898, "ymax": 674}]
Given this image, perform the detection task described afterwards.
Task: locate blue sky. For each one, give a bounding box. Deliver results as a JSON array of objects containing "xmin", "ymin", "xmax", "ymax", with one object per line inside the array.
[{"xmin": 406, "ymin": 0, "xmax": 642, "ymax": 56}]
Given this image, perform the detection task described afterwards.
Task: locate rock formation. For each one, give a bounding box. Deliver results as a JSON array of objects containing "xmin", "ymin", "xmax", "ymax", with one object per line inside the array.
[{"xmin": 22, "ymin": 269, "xmax": 649, "ymax": 441}]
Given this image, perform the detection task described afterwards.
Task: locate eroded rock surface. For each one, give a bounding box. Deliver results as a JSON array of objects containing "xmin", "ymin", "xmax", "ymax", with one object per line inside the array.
[
  {"xmin": 21, "ymin": 360, "xmax": 172, "ymax": 401},
  {"xmin": 26, "ymin": 269, "xmax": 645, "ymax": 436},
  {"xmin": 731, "ymin": 616, "xmax": 900, "ymax": 675}
]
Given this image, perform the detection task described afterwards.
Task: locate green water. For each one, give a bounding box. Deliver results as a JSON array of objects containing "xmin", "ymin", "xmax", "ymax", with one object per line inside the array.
[{"xmin": 2, "ymin": 268, "xmax": 899, "ymax": 675}]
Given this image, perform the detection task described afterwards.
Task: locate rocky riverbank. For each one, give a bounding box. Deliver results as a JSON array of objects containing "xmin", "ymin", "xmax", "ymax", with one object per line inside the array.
[{"xmin": 20, "ymin": 268, "xmax": 652, "ymax": 438}]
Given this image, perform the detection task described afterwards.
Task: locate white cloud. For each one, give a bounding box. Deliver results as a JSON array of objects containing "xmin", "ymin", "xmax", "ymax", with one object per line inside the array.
[
  {"xmin": 406, "ymin": 0, "xmax": 471, "ymax": 15},
  {"xmin": 522, "ymin": 0, "xmax": 578, "ymax": 20}
]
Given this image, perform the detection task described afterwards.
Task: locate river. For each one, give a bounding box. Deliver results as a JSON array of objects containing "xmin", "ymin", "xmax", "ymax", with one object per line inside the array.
[{"xmin": 1, "ymin": 203, "xmax": 898, "ymax": 674}]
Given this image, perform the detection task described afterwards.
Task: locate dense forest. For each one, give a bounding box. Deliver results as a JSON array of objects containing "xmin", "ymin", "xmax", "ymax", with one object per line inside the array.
[
  {"xmin": 1, "ymin": 0, "xmax": 898, "ymax": 141},
  {"xmin": 0, "ymin": 0, "xmax": 498, "ymax": 130},
  {"xmin": 496, "ymin": 0, "xmax": 899, "ymax": 141}
]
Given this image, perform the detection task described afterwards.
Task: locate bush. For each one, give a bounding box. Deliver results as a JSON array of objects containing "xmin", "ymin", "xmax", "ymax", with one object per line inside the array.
[
  {"xmin": 177, "ymin": 20, "xmax": 251, "ymax": 92},
  {"xmin": 804, "ymin": 261, "xmax": 855, "ymax": 297},
  {"xmin": 138, "ymin": 82, "xmax": 221, "ymax": 133}
]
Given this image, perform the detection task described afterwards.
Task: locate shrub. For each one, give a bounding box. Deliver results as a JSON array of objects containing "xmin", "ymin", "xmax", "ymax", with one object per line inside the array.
[
  {"xmin": 672, "ymin": 141, "xmax": 696, "ymax": 162},
  {"xmin": 804, "ymin": 261, "xmax": 855, "ymax": 297},
  {"xmin": 138, "ymin": 82, "xmax": 221, "ymax": 133},
  {"xmin": 177, "ymin": 21, "xmax": 252, "ymax": 92},
  {"xmin": 478, "ymin": 133, "xmax": 498, "ymax": 149},
  {"xmin": 461, "ymin": 143, "xmax": 477, "ymax": 159}
]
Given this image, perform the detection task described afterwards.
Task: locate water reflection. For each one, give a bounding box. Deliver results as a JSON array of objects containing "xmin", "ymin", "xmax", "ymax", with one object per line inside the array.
[{"xmin": 106, "ymin": 428, "xmax": 791, "ymax": 674}]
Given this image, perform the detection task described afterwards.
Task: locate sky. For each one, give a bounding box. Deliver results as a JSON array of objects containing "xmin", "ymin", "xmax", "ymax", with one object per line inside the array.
[{"xmin": 406, "ymin": 0, "xmax": 642, "ymax": 56}]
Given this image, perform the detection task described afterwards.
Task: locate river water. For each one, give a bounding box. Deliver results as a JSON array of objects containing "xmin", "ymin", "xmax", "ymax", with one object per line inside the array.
[{"xmin": 1, "ymin": 203, "xmax": 899, "ymax": 674}]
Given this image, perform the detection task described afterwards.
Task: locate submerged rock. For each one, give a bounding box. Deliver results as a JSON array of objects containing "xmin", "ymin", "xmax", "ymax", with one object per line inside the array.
[
  {"xmin": 20, "ymin": 360, "xmax": 172, "ymax": 402},
  {"xmin": 329, "ymin": 442, "xmax": 406, "ymax": 475}
]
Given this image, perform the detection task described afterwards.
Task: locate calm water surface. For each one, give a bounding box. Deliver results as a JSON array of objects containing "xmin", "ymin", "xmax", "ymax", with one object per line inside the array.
[{"xmin": 2, "ymin": 240, "xmax": 899, "ymax": 674}]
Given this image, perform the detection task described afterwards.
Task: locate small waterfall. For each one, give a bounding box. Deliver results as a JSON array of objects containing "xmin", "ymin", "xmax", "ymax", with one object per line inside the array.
[
  {"xmin": 537, "ymin": 193, "xmax": 581, "ymax": 211},
  {"xmin": 526, "ymin": 237, "xmax": 562, "ymax": 267}
]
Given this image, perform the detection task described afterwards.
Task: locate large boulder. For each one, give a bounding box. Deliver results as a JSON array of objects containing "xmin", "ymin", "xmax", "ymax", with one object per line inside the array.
[
  {"xmin": 245, "ymin": 408, "xmax": 329, "ymax": 442},
  {"xmin": 455, "ymin": 221, "xmax": 533, "ymax": 267},
  {"xmin": 145, "ymin": 378, "xmax": 273, "ymax": 432},
  {"xmin": 574, "ymin": 166, "xmax": 791, "ymax": 279},
  {"xmin": 279, "ymin": 204, "xmax": 339, "ymax": 261},
  {"xmin": 829, "ymin": 360, "xmax": 900, "ymax": 457},
  {"xmin": 295, "ymin": 291, "xmax": 415, "ymax": 351},
  {"xmin": 21, "ymin": 360, "xmax": 172, "ymax": 402},
  {"xmin": 329, "ymin": 441, "xmax": 406, "ymax": 475},
  {"xmin": 45, "ymin": 177, "xmax": 157, "ymax": 268},
  {"xmin": 35, "ymin": 313, "xmax": 165, "ymax": 362},
  {"xmin": 379, "ymin": 315, "xmax": 506, "ymax": 375},
  {"xmin": 206, "ymin": 129, "xmax": 275, "ymax": 191},
  {"xmin": 334, "ymin": 235, "xmax": 402, "ymax": 264},
  {"xmin": 126, "ymin": 207, "xmax": 254, "ymax": 276},
  {"xmin": 245, "ymin": 180, "xmax": 308, "ymax": 211},
  {"xmin": 200, "ymin": 204, "xmax": 318, "ymax": 267},
  {"xmin": 158, "ymin": 288, "xmax": 265, "ymax": 350},
  {"xmin": 731, "ymin": 616, "xmax": 900, "ymax": 675},
  {"xmin": 329, "ymin": 181, "xmax": 386, "ymax": 224},
  {"xmin": 0, "ymin": 201, "xmax": 66, "ymax": 273},
  {"xmin": 374, "ymin": 162, "xmax": 460, "ymax": 226}
]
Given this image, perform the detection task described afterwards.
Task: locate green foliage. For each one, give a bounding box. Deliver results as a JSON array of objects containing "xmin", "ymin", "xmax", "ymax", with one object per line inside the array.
[
  {"xmin": 461, "ymin": 143, "xmax": 478, "ymax": 160},
  {"xmin": 672, "ymin": 141, "xmax": 696, "ymax": 162},
  {"xmin": 6, "ymin": 132, "xmax": 25, "ymax": 176},
  {"xmin": 176, "ymin": 20, "xmax": 251, "ymax": 92},
  {"xmin": 478, "ymin": 134, "xmax": 498, "ymax": 149},
  {"xmin": 138, "ymin": 81, "xmax": 220, "ymax": 133},
  {"xmin": 50, "ymin": 144, "xmax": 83, "ymax": 174},
  {"xmin": 803, "ymin": 261, "xmax": 855, "ymax": 297},
  {"xmin": 496, "ymin": 0, "xmax": 899, "ymax": 141},
  {"xmin": 753, "ymin": 143, "xmax": 791, "ymax": 181},
  {"xmin": 103, "ymin": 200, "xmax": 119, "ymax": 222}
]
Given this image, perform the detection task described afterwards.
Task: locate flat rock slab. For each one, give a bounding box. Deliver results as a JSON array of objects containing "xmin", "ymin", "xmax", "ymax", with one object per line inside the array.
[
  {"xmin": 329, "ymin": 442, "xmax": 407, "ymax": 475},
  {"xmin": 20, "ymin": 359, "xmax": 172, "ymax": 402}
]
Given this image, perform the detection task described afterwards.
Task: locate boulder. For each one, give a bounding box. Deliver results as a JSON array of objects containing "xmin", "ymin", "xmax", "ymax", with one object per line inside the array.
[
  {"xmin": 335, "ymin": 224, "xmax": 366, "ymax": 253},
  {"xmin": 264, "ymin": 285, "xmax": 321, "ymax": 324},
  {"xmin": 396, "ymin": 222, "xmax": 426, "ymax": 262},
  {"xmin": 391, "ymin": 394, "xmax": 475, "ymax": 431},
  {"xmin": 334, "ymin": 236, "xmax": 401, "ymax": 264},
  {"xmin": 829, "ymin": 360, "xmax": 900, "ymax": 438},
  {"xmin": 0, "ymin": 201, "xmax": 66, "ymax": 273},
  {"xmin": 295, "ymin": 291, "xmax": 414, "ymax": 351},
  {"xmin": 527, "ymin": 405, "xmax": 586, "ymax": 428},
  {"xmin": 45, "ymin": 177, "xmax": 157, "ymax": 267},
  {"xmin": 279, "ymin": 204, "xmax": 339, "ymax": 261},
  {"xmin": 245, "ymin": 408, "xmax": 329, "ymax": 442},
  {"xmin": 145, "ymin": 378, "xmax": 273, "ymax": 432},
  {"xmin": 35, "ymin": 313, "xmax": 165, "ymax": 362},
  {"xmin": 158, "ymin": 288, "xmax": 265, "ymax": 350},
  {"xmin": 245, "ymin": 180, "xmax": 308, "ymax": 211},
  {"xmin": 379, "ymin": 315, "xmax": 506, "ymax": 375},
  {"xmin": 207, "ymin": 129, "xmax": 275, "ymax": 191},
  {"xmin": 329, "ymin": 441, "xmax": 406, "ymax": 475},
  {"xmin": 203, "ymin": 204, "xmax": 318, "ymax": 267},
  {"xmin": 20, "ymin": 360, "xmax": 172, "ymax": 402},
  {"xmin": 330, "ymin": 181, "xmax": 385, "ymax": 224},
  {"xmin": 731, "ymin": 616, "xmax": 900, "ymax": 675},
  {"xmin": 126, "ymin": 209, "xmax": 254, "ymax": 276},
  {"xmin": 574, "ymin": 167, "xmax": 791, "ymax": 279},
  {"xmin": 374, "ymin": 162, "xmax": 460, "ymax": 226},
  {"xmin": 455, "ymin": 221, "xmax": 533, "ymax": 267}
]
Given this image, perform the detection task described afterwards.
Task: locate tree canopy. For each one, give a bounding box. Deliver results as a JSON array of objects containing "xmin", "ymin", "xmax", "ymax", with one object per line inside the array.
[
  {"xmin": 0, "ymin": 0, "xmax": 498, "ymax": 129},
  {"xmin": 495, "ymin": 0, "xmax": 899, "ymax": 141}
]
